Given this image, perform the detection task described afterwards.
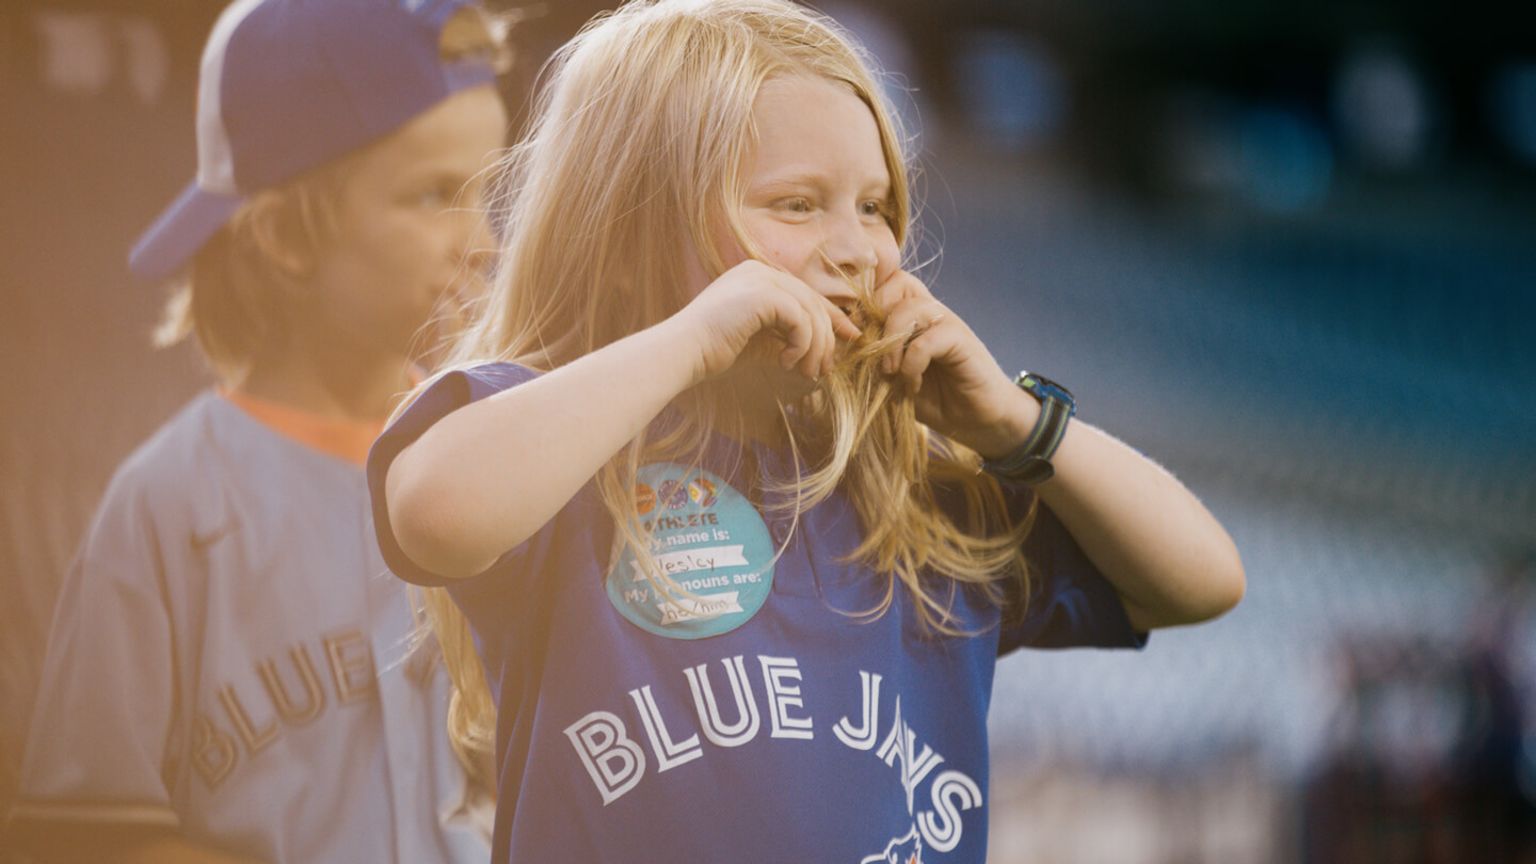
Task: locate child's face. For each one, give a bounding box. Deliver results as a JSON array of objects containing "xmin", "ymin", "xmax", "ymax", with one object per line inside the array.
[
  {"xmin": 305, "ymin": 85, "xmax": 508, "ymax": 363},
  {"xmin": 722, "ymin": 74, "xmax": 900, "ymax": 309}
]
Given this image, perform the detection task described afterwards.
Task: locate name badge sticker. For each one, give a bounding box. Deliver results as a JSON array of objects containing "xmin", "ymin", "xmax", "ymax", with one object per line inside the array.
[{"xmin": 607, "ymin": 463, "xmax": 775, "ymax": 639}]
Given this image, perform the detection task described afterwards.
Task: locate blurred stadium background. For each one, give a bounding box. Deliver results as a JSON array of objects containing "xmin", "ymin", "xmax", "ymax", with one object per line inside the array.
[{"xmin": 2, "ymin": 1, "xmax": 1533, "ymax": 861}]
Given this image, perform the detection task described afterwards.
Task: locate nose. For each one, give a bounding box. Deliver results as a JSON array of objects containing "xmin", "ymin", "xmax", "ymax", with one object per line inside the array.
[
  {"xmin": 464, "ymin": 214, "xmax": 497, "ymax": 274},
  {"xmin": 820, "ymin": 208, "xmax": 878, "ymax": 281}
]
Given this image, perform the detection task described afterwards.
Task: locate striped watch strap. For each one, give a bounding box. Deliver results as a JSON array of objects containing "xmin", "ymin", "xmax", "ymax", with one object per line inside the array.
[{"xmin": 980, "ymin": 371, "xmax": 1076, "ymax": 485}]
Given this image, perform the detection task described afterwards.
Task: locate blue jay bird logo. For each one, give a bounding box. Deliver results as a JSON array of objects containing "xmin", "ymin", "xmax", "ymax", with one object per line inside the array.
[{"xmin": 860, "ymin": 825, "xmax": 923, "ymax": 864}]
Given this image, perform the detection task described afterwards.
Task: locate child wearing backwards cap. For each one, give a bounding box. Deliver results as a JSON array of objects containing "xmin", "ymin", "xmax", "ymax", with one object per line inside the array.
[{"xmin": 6, "ymin": 1, "xmax": 506, "ymax": 862}]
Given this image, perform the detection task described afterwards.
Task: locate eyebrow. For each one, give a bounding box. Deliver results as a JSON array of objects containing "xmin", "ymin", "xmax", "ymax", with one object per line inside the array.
[
  {"xmin": 751, "ymin": 171, "xmax": 891, "ymax": 195},
  {"xmin": 401, "ymin": 167, "xmax": 479, "ymax": 188}
]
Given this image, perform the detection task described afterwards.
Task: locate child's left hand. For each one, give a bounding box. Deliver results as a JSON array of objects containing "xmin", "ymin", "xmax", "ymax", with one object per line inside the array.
[{"xmin": 875, "ymin": 269, "xmax": 1036, "ymax": 459}]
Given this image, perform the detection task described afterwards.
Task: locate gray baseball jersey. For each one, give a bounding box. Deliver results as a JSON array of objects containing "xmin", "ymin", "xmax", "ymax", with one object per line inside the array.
[{"xmin": 12, "ymin": 392, "xmax": 490, "ymax": 863}]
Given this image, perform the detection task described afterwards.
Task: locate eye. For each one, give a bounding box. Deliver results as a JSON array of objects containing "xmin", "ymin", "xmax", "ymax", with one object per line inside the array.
[
  {"xmin": 415, "ymin": 181, "xmax": 463, "ymax": 210},
  {"xmin": 860, "ymin": 199, "xmax": 888, "ymax": 218},
  {"xmin": 774, "ymin": 197, "xmax": 813, "ymax": 214}
]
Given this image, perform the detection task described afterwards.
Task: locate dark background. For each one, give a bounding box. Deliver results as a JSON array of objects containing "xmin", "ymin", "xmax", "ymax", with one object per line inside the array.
[{"xmin": 3, "ymin": 1, "xmax": 1534, "ymax": 860}]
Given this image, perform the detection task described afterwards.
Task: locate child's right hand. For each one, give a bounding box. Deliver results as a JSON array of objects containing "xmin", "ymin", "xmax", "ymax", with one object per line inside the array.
[{"xmin": 668, "ymin": 260, "xmax": 861, "ymax": 385}]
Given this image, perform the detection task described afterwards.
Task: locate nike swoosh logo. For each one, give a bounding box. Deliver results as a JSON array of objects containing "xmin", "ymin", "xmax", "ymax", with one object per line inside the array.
[{"xmin": 190, "ymin": 522, "xmax": 236, "ymax": 550}]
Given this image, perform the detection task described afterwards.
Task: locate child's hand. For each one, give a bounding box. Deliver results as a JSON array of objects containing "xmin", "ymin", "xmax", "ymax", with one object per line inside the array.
[
  {"xmin": 876, "ymin": 270, "xmax": 1038, "ymax": 458},
  {"xmin": 672, "ymin": 260, "xmax": 861, "ymax": 385}
]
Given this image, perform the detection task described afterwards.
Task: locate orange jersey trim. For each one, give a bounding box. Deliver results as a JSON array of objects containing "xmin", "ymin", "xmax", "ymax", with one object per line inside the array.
[{"xmin": 222, "ymin": 390, "xmax": 385, "ymax": 468}]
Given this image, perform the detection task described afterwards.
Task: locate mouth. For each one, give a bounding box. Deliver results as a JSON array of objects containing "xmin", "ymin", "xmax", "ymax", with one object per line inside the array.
[
  {"xmin": 829, "ymin": 297, "xmax": 867, "ymax": 328},
  {"xmin": 429, "ymin": 282, "xmax": 476, "ymax": 329}
]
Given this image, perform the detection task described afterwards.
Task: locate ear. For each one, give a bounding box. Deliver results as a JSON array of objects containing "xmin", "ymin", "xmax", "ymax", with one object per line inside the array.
[
  {"xmin": 439, "ymin": 6, "xmax": 513, "ymax": 73},
  {"xmin": 240, "ymin": 190, "xmax": 322, "ymax": 279}
]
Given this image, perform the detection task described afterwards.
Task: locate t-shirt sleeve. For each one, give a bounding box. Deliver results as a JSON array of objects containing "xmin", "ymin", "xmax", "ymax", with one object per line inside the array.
[
  {"xmin": 11, "ymin": 476, "xmax": 181, "ymax": 829},
  {"xmin": 367, "ymin": 362, "xmax": 540, "ymax": 588},
  {"xmin": 998, "ymin": 496, "xmax": 1150, "ymax": 654}
]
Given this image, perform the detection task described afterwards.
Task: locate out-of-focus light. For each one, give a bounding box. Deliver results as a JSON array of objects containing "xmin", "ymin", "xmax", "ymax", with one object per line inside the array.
[
  {"xmin": 953, "ymin": 30, "xmax": 1066, "ymax": 150},
  {"xmin": 1160, "ymin": 92, "xmax": 1244, "ymax": 195},
  {"xmin": 35, "ymin": 10, "xmax": 113, "ymax": 95},
  {"xmin": 1491, "ymin": 61, "xmax": 1536, "ymax": 166},
  {"xmin": 1160, "ymin": 92, "xmax": 1333, "ymax": 212},
  {"xmin": 32, "ymin": 10, "xmax": 168, "ymax": 104},
  {"xmin": 819, "ymin": 2, "xmax": 925, "ymax": 149},
  {"xmin": 1332, "ymin": 43, "xmax": 1438, "ymax": 172},
  {"xmin": 120, "ymin": 17, "xmax": 169, "ymax": 105},
  {"xmin": 1238, "ymin": 107, "xmax": 1334, "ymax": 212}
]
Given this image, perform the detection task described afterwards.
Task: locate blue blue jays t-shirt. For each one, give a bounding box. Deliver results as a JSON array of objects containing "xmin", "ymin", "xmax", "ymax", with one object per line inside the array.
[{"xmin": 368, "ymin": 362, "xmax": 1146, "ymax": 864}]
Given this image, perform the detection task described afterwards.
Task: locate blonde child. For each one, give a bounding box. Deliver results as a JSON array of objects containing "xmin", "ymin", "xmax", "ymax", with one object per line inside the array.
[
  {"xmin": 370, "ymin": 1, "xmax": 1245, "ymax": 861},
  {"xmin": 9, "ymin": 0, "xmax": 508, "ymax": 861}
]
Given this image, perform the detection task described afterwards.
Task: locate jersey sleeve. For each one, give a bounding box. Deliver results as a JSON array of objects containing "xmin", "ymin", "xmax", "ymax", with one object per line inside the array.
[
  {"xmin": 10, "ymin": 472, "xmax": 182, "ymax": 829},
  {"xmin": 367, "ymin": 362, "xmax": 541, "ymax": 588},
  {"xmin": 997, "ymin": 496, "xmax": 1150, "ymax": 654}
]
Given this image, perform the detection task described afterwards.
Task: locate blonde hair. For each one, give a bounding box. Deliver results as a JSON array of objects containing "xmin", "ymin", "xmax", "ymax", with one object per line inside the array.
[
  {"xmin": 156, "ymin": 5, "xmax": 511, "ymax": 385},
  {"xmin": 409, "ymin": 0, "xmax": 1034, "ymax": 777},
  {"xmin": 153, "ymin": 165, "xmax": 350, "ymax": 383}
]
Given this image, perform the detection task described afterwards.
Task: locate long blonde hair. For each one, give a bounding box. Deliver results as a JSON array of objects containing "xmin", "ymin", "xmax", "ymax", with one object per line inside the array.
[{"xmin": 408, "ymin": 0, "xmax": 1034, "ymax": 780}]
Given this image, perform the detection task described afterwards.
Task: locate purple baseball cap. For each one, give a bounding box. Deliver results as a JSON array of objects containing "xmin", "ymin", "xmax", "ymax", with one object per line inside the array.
[{"xmin": 129, "ymin": 0, "xmax": 499, "ymax": 282}]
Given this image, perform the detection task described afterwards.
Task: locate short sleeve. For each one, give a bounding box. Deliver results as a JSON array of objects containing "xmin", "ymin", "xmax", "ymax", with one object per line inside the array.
[
  {"xmin": 11, "ymin": 478, "xmax": 181, "ymax": 829},
  {"xmin": 367, "ymin": 362, "xmax": 539, "ymax": 588},
  {"xmin": 998, "ymin": 498, "xmax": 1149, "ymax": 654}
]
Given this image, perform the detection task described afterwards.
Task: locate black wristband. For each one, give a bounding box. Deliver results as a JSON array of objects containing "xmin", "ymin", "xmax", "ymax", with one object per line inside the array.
[{"xmin": 980, "ymin": 371, "xmax": 1076, "ymax": 485}]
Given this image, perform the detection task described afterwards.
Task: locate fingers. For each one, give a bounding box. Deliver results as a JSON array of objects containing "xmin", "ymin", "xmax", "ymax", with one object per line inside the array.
[
  {"xmin": 770, "ymin": 273, "xmax": 858, "ymax": 380},
  {"xmin": 879, "ymin": 295, "xmax": 951, "ymax": 386},
  {"xmin": 828, "ymin": 302, "xmax": 861, "ymax": 341},
  {"xmin": 893, "ymin": 320, "xmax": 952, "ymax": 394},
  {"xmin": 775, "ymin": 298, "xmax": 816, "ymax": 374},
  {"xmin": 811, "ymin": 292, "xmax": 861, "ymax": 376},
  {"xmin": 796, "ymin": 292, "xmax": 832, "ymax": 380},
  {"xmin": 873, "ymin": 269, "xmax": 945, "ymax": 385},
  {"xmin": 872, "ymin": 268, "xmax": 933, "ymax": 315},
  {"xmin": 695, "ymin": 260, "xmax": 865, "ymax": 382},
  {"xmin": 775, "ymin": 285, "xmax": 827, "ymax": 380}
]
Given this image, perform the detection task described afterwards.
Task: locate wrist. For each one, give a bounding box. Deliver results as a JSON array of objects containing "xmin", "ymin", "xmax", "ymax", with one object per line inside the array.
[
  {"xmin": 979, "ymin": 371, "xmax": 1076, "ymax": 485},
  {"xmin": 968, "ymin": 387, "xmax": 1041, "ymax": 461},
  {"xmin": 631, "ymin": 318, "xmax": 709, "ymax": 394}
]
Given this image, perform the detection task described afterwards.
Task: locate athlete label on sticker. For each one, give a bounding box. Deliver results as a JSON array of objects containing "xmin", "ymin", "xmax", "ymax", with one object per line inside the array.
[{"xmin": 607, "ymin": 463, "xmax": 775, "ymax": 639}]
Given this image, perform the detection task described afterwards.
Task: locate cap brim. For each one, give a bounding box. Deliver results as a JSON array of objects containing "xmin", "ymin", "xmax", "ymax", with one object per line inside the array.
[{"xmin": 128, "ymin": 181, "xmax": 245, "ymax": 283}]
